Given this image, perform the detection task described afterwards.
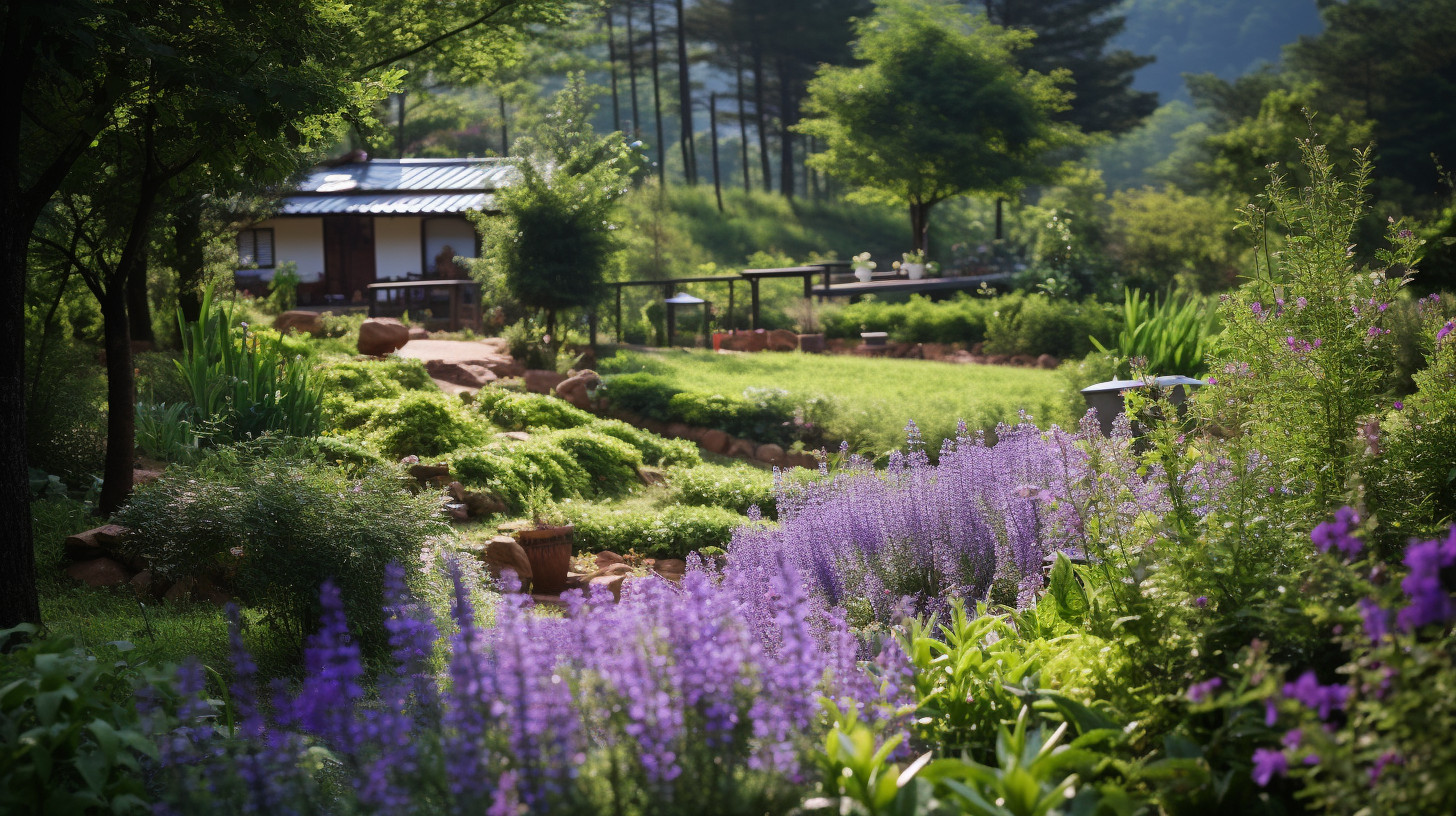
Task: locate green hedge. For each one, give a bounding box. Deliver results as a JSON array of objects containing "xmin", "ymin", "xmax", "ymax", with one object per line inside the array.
[
  {"xmin": 672, "ymin": 463, "xmax": 778, "ymax": 518},
  {"xmin": 822, "ymin": 293, "xmax": 995, "ymax": 344},
  {"xmin": 474, "ymin": 389, "xmax": 597, "ymax": 431},
  {"xmin": 602, "ymin": 374, "xmax": 799, "ymax": 446},
  {"xmin": 563, "ymin": 504, "xmax": 747, "ymax": 559},
  {"xmin": 589, "ymin": 418, "xmax": 701, "ymax": 467},
  {"xmin": 355, "ymin": 391, "xmax": 490, "ymax": 459},
  {"xmin": 316, "ymin": 357, "xmax": 435, "ymax": 400},
  {"xmin": 545, "ymin": 428, "xmax": 643, "ymax": 496}
]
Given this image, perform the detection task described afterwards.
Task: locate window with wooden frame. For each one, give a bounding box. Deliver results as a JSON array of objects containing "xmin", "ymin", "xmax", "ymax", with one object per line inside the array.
[{"xmin": 237, "ymin": 227, "xmax": 275, "ymax": 268}]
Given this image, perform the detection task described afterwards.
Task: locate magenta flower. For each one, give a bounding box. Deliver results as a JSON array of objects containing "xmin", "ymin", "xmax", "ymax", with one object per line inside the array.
[{"xmin": 1438, "ymin": 320, "xmax": 1455, "ymax": 342}]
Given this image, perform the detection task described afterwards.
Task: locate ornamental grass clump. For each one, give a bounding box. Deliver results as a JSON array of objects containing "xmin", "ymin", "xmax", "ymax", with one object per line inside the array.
[
  {"xmin": 728, "ymin": 416, "xmax": 1164, "ymax": 626},
  {"xmin": 146, "ymin": 559, "xmax": 908, "ymax": 816}
]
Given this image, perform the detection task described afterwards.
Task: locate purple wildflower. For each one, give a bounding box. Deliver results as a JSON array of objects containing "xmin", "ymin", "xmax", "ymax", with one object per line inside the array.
[
  {"xmin": 1252, "ymin": 748, "xmax": 1288, "ymax": 786},
  {"xmin": 1282, "ymin": 670, "xmax": 1350, "ymax": 720},
  {"xmin": 1187, "ymin": 677, "xmax": 1222, "ymax": 703},
  {"xmin": 1438, "ymin": 320, "xmax": 1455, "ymax": 342},
  {"xmin": 1396, "ymin": 527, "xmax": 1456, "ymax": 631},
  {"xmin": 1369, "ymin": 751, "xmax": 1401, "ymax": 784},
  {"xmin": 1359, "ymin": 597, "xmax": 1391, "ymax": 643},
  {"xmin": 1311, "ymin": 507, "xmax": 1362, "ymax": 559}
]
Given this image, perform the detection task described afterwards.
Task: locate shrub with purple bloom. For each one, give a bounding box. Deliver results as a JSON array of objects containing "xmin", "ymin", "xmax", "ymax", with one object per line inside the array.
[
  {"xmin": 1282, "ymin": 670, "xmax": 1350, "ymax": 720},
  {"xmin": 1311, "ymin": 506, "xmax": 1363, "ymax": 559},
  {"xmin": 1251, "ymin": 747, "xmax": 1288, "ymax": 786},
  {"xmin": 1396, "ymin": 528, "xmax": 1456, "ymax": 631}
]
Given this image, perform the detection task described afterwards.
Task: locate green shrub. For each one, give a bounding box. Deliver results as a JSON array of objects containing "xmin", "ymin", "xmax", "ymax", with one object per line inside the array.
[
  {"xmin": 598, "ymin": 372, "xmax": 682, "ymax": 422},
  {"xmin": 449, "ymin": 447, "xmax": 530, "ymax": 510},
  {"xmin": 563, "ymin": 504, "xmax": 745, "ymax": 559},
  {"xmin": 135, "ymin": 401, "xmax": 198, "ymax": 462},
  {"xmin": 673, "ymin": 463, "xmax": 778, "ymax": 518},
  {"xmin": 983, "ymin": 292, "xmax": 1117, "ymax": 359},
  {"xmin": 666, "ymin": 390, "xmax": 798, "ymax": 446},
  {"xmin": 821, "ymin": 293, "xmax": 995, "ymax": 344},
  {"xmin": 589, "ymin": 418, "xmax": 701, "ymax": 467},
  {"xmin": 545, "ymin": 427, "xmax": 642, "ymax": 497},
  {"xmin": 513, "ymin": 439, "xmax": 591, "ymax": 500},
  {"xmin": 362, "ymin": 391, "xmax": 489, "ymax": 458},
  {"xmin": 115, "ymin": 454, "xmax": 444, "ymax": 656},
  {"xmin": 308, "ymin": 435, "xmax": 388, "ymax": 471},
  {"xmin": 0, "ymin": 628, "xmax": 157, "ymax": 816},
  {"xmin": 316, "ymin": 357, "xmax": 436, "ymax": 401},
  {"xmin": 474, "ymin": 389, "xmax": 596, "ymax": 431}
]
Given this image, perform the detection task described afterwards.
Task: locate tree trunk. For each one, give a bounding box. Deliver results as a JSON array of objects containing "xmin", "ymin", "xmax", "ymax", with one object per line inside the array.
[
  {"xmin": 777, "ymin": 59, "xmax": 794, "ymax": 199},
  {"xmin": 751, "ymin": 30, "xmax": 772, "ymax": 192},
  {"xmin": 673, "ymin": 0, "xmax": 694, "ymax": 185},
  {"xmin": 648, "ymin": 0, "xmax": 665, "ymax": 187},
  {"xmin": 626, "ymin": 0, "xmax": 640, "ymax": 136},
  {"xmin": 98, "ymin": 284, "xmax": 135, "ymax": 514},
  {"xmin": 909, "ymin": 200, "xmax": 935, "ymax": 255},
  {"xmin": 607, "ymin": 6, "xmax": 621, "ymax": 130},
  {"xmin": 995, "ymin": 197, "xmax": 1004, "ymax": 241},
  {"xmin": 126, "ymin": 245, "xmax": 153, "ymax": 344},
  {"xmin": 0, "ymin": 212, "xmax": 39, "ymax": 631},
  {"xmin": 175, "ymin": 204, "xmax": 205, "ymax": 325},
  {"xmin": 396, "ymin": 91, "xmax": 407, "ymax": 159},
  {"xmin": 710, "ymin": 93, "xmax": 723, "ymax": 212},
  {"xmin": 499, "ymin": 95, "xmax": 508, "ymax": 155},
  {"xmin": 736, "ymin": 50, "xmax": 751, "ymax": 193}
]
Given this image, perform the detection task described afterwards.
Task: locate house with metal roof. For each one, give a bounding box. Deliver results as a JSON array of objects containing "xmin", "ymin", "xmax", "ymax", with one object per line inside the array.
[{"xmin": 235, "ymin": 155, "xmax": 515, "ymax": 305}]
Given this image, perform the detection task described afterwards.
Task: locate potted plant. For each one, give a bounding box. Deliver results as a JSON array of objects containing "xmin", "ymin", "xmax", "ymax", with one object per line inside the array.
[
  {"xmin": 852, "ymin": 251, "xmax": 876, "ymax": 283},
  {"xmin": 512, "ymin": 485, "xmax": 574, "ymax": 595},
  {"xmin": 896, "ymin": 250, "xmax": 936, "ymax": 280}
]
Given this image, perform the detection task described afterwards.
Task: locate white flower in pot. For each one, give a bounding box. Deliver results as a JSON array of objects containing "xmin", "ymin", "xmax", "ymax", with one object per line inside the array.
[
  {"xmin": 852, "ymin": 251, "xmax": 875, "ymax": 283},
  {"xmin": 901, "ymin": 250, "xmax": 929, "ymax": 280}
]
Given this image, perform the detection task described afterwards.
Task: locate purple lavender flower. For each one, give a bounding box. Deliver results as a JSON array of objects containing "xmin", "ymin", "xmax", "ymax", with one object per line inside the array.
[
  {"xmin": 1186, "ymin": 677, "xmax": 1222, "ymax": 703},
  {"xmin": 1359, "ymin": 597, "xmax": 1391, "ymax": 643},
  {"xmin": 1252, "ymin": 748, "xmax": 1288, "ymax": 786}
]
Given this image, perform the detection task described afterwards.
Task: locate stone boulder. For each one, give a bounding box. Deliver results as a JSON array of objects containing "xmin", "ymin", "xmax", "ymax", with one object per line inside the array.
[
  {"xmin": 797, "ymin": 333, "xmax": 826, "ymax": 353},
  {"xmin": 636, "ymin": 466, "xmax": 668, "ymax": 487},
  {"xmin": 425, "ymin": 360, "xmax": 497, "ymax": 389},
  {"xmin": 1009, "ymin": 354, "xmax": 1036, "ymax": 368},
  {"xmin": 481, "ymin": 535, "xmax": 533, "ymax": 587},
  {"xmin": 65, "ymin": 557, "xmax": 129, "ymax": 588},
  {"xmin": 496, "ymin": 431, "xmax": 531, "ymax": 442},
  {"xmin": 700, "ymin": 429, "xmax": 732, "ymax": 455},
  {"xmin": 64, "ymin": 525, "xmax": 126, "ymax": 562},
  {"xmin": 358, "ymin": 318, "xmax": 410, "ymax": 356},
  {"xmin": 785, "ymin": 450, "xmax": 819, "ymax": 470},
  {"xmin": 1036, "ymin": 353, "xmax": 1060, "ymax": 370},
  {"xmin": 524, "ymin": 369, "xmax": 566, "ymax": 395},
  {"xmin": 408, "ymin": 461, "xmax": 451, "ymax": 485},
  {"xmin": 767, "ymin": 329, "xmax": 799, "ymax": 352},
  {"xmin": 666, "ymin": 422, "xmax": 693, "ymax": 440},
  {"xmin": 129, "ymin": 569, "xmax": 169, "ymax": 600},
  {"xmin": 588, "ymin": 573, "xmax": 626, "ymax": 602},
  {"xmin": 726, "ymin": 438, "xmax": 758, "ymax": 459},
  {"xmin": 650, "ymin": 558, "xmax": 687, "ymax": 582},
  {"xmin": 408, "ymin": 326, "xmax": 430, "ymax": 340},
  {"xmin": 554, "ymin": 369, "xmax": 601, "ymax": 411},
  {"xmin": 273, "ymin": 310, "xmax": 325, "ymax": 336},
  {"xmin": 447, "ymin": 481, "xmax": 508, "ymax": 518},
  {"xmin": 594, "ymin": 551, "xmax": 625, "ymax": 569},
  {"xmin": 755, "ymin": 443, "xmax": 786, "ymax": 466}
]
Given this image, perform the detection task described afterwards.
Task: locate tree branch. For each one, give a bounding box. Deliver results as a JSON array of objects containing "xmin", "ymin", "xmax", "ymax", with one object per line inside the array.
[{"xmin": 359, "ymin": 0, "xmax": 519, "ymax": 73}]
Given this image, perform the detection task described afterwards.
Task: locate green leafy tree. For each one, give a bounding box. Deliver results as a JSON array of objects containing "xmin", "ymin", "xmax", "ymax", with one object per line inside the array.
[
  {"xmin": 797, "ymin": 0, "xmax": 1081, "ymax": 253},
  {"xmin": 474, "ymin": 75, "xmax": 641, "ymax": 344}
]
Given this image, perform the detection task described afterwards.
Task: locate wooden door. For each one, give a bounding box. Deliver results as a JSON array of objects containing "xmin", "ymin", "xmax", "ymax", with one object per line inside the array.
[{"xmin": 323, "ymin": 216, "xmax": 377, "ymax": 301}]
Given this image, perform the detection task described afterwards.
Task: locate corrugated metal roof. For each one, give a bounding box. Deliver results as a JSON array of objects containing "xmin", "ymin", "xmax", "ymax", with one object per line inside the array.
[
  {"xmin": 276, "ymin": 158, "xmax": 513, "ymax": 215},
  {"xmin": 278, "ymin": 192, "xmax": 498, "ymax": 215}
]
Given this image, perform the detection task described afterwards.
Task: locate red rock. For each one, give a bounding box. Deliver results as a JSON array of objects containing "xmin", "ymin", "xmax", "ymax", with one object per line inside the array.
[
  {"xmin": 358, "ymin": 318, "xmax": 410, "ymax": 356},
  {"xmin": 666, "ymin": 422, "xmax": 693, "ymax": 440},
  {"xmin": 985, "ymin": 354, "xmax": 1010, "ymax": 366},
  {"xmin": 743, "ymin": 330, "xmax": 769, "ymax": 352},
  {"xmin": 409, "ymin": 462, "xmax": 451, "ymax": 484},
  {"xmin": 1009, "ymin": 354, "xmax": 1036, "ymax": 367},
  {"xmin": 408, "ymin": 326, "xmax": 430, "ymax": 340},
  {"xmin": 797, "ymin": 333, "xmax": 825, "ymax": 353},
  {"xmin": 133, "ymin": 468, "xmax": 163, "ymax": 487},
  {"xmin": 523, "ymin": 369, "xmax": 566, "ymax": 394},
  {"xmin": 785, "ymin": 451, "xmax": 819, "ymax": 470},
  {"xmin": 651, "ymin": 558, "xmax": 687, "ymax": 581},
  {"xmin": 591, "ymin": 562, "xmax": 635, "ymax": 579},
  {"xmin": 594, "ymin": 551, "xmax": 625, "ymax": 568},
  {"xmin": 129, "ymin": 569, "xmax": 170, "ymax": 600},
  {"xmin": 64, "ymin": 526, "xmax": 125, "ymax": 562},
  {"xmin": 755, "ymin": 443, "xmax": 786, "ymax": 466},
  {"xmin": 164, "ymin": 576, "xmax": 197, "ymax": 602},
  {"xmin": 727, "ymin": 438, "xmax": 758, "ymax": 459},
  {"xmin": 636, "ymin": 466, "xmax": 668, "ymax": 486},
  {"xmin": 481, "ymin": 536, "xmax": 533, "ymax": 588},
  {"xmin": 700, "ymin": 429, "xmax": 732, "ymax": 455},
  {"xmin": 65, "ymin": 558, "xmax": 129, "ymax": 588},
  {"xmin": 425, "ymin": 360, "xmax": 497, "ymax": 388},
  {"xmin": 272, "ymin": 310, "xmax": 324, "ymax": 336},
  {"xmin": 767, "ymin": 329, "xmax": 799, "ymax": 352},
  {"xmin": 1036, "ymin": 353, "xmax": 1060, "ymax": 369},
  {"xmin": 588, "ymin": 573, "xmax": 626, "ymax": 602},
  {"xmin": 554, "ymin": 370, "xmax": 601, "ymax": 410}
]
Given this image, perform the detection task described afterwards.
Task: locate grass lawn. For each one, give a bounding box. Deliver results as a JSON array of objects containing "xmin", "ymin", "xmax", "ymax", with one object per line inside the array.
[{"xmin": 598, "ymin": 348, "xmax": 1074, "ymax": 456}]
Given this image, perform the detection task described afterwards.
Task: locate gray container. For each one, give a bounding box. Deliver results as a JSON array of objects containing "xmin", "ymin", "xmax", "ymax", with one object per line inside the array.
[{"xmin": 1081, "ymin": 375, "xmax": 1205, "ymax": 436}]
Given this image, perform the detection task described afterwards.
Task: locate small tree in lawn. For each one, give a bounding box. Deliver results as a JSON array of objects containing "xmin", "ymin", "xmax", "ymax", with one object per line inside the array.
[
  {"xmin": 796, "ymin": 0, "xmax": 1081, "ymax": 254},
  {"xmin": 475, "ymin": 75, "xmax": 639, "ymax": 349}
]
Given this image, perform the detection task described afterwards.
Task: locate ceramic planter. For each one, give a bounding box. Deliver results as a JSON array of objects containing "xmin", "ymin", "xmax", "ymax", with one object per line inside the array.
[
  {"xmin": 853, "ymin": 265, "xmax": 874, "ymax": 283},
  {"xmin": 903, "ymin": 262, "xmax": 926, "ymax": 280}
]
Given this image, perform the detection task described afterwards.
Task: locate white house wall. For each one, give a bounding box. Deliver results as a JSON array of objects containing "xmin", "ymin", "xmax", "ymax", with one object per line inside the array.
[
  {"xmin": 373, "ymin": 216, "xmax": 423, "ymax": 280},
  {"xmin": 424, "ymin": 217, "xmax": 478, "ymax": 275},
  {"xmin": 257, "ymin": 217, "xmax": 325, "ymax": 283}
]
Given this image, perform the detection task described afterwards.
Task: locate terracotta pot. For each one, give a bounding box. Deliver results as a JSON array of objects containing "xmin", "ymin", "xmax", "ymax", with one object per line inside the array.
[{"xmin": 515, "ymin": 524, "xmax": 575, "ymax": 595}]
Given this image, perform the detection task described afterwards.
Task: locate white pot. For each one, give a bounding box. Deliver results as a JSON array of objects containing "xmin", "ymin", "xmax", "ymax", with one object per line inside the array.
[
  {"xmin": 853, "ymin": 265, "xmax": 873, "ymax": 283},
  {"xmin": 903, "ymin": 262, "xmax": 925, "ymax": 280}
]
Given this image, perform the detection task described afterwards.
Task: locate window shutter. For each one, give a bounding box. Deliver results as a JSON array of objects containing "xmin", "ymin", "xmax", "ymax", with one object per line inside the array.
[{"xmin": 255, "ymin": 229, "xmax": 275, "ymax": 268}]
